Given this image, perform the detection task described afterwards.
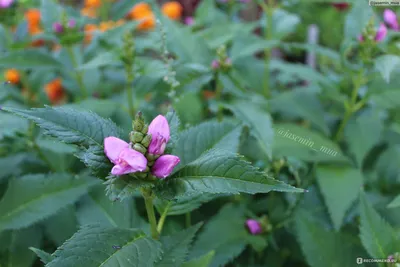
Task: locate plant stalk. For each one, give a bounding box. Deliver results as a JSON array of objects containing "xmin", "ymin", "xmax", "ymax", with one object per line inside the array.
[
  {"xmin": 141, "ymin": 188, "xmax": 159, "ymax": 240},
  {"xmin": 185, "ymin": 212, "xmax": 191, "ymax": 227},
  {"xmin": 157, "ymin": 202, "xmax": 171, "ymax": 234},
  {"xmin": 66, "ymin": 46, "xmax": 88, "ymax": 99},
  {"xmin": 215, "ymin": 72, "xmax": 224, "ymax": 121},
  {"xmin": 261, "ymin": 0, "xmax": 274, "ymax": 99}
]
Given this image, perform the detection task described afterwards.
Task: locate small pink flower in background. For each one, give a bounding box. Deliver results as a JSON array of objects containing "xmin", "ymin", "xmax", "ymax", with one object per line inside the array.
[
  {"xmin": 375, "ymin": 23, "xmax": 387, "ymax": 41},
  {"xmin": 104, "ymin": 137, "xmax": 148, "ymax": 176},
  {"xmin": 152, "ymin": 155, "xmax": 180, "ymax": 178},
  {"xmin": 0, "ymin": 0, "xmax": 13, "ymax": 8},
  {"xmin": 225, "ymin": 58, "xmax": 232, "ymax": 66},
  {"xmin": 184, "ymin": 17, "xmax": 194, "ymax": 25},
  {"xmin": 246, "ymin": 219, "xmax": 262, "ymax": 235},
  {"xmin": 53, "ymin": 22, "xmax": 64, "ymax": 33},
  {"xmin": 211, "ymin": 60, "xmax": 220, "ymax": 70},
  {"xmin": 384, "ymin": 9, "xmax": 399, "ymax": 31},
  {"xmin": 358, "ymin": 23, "xmax": 387, "ymax": 43},
  {"xmin": 68, "ymin": 19, "xmax": 76, "ymax": 28},
  {"xmin": 148, "ymin": 115, "xmax": 170, "ymax": 155}
]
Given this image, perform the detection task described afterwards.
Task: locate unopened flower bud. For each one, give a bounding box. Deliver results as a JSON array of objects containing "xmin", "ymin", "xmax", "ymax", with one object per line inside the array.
[
  {"xmin": 53, "ymin": 22, "xmax": 64, "ymax": 33},
  {"xmin": 131, "ymin": 132, "xmax": 144, "ymax": 143},
  {"xmin": 133, "ymin": 143, "xmax": 147, "ymax": 154},
  {"xmin": 211, "ymin": 60, "xmax": 220, "ymax": 70},
  {"xmin": 67, "ymin": 19, "xmax": 76, "ymax": 28},
  {"xmin": 141, "ymin": 124, "xmax": 149, "ymax": 134},
  {"xmin": 141, "ymin": 134, "xmax": 152, "ymax": 147},
  {"xmin": 245, "ymin": 219, "xmax": 262, "ymax": 235}
]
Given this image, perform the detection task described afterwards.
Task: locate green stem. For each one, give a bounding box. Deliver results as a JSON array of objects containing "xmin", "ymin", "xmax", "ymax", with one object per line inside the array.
[
  {"xmin": 28, "ymin": 122, "xmax": 56, "ymax": 172},
  {"xmin": 126, "ymin": 77, "xmax": 135, "ymax": 119},
  {"xmin": 215, "ymin": 72, "xmax": 224, "ymax": 121},
  {"xmin": 141, "ymin": 188, "xmax": 159, "ymax": 240},
  {"xmin": 334, "ymin": 73, "xmax": 364, "ymax": 142},
  {"xmin": 261, "ymin": 1, "xmax": 274, "ymax": 99},
  {"xmin": 185, "ymin": 212, "xmax": 191, "ymax": 228},
  {"xmin": 157, "ymin": 202, "xmax": 171, "ymax": 234},
  {"xmin": 66, "ymin": 46, "xmax": 88, "ymax": 99}
]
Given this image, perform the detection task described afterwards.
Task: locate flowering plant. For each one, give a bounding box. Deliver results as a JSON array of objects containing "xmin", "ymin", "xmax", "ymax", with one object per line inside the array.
[{"xmin": 0, "ymin": 0, "xmax": 399, "ymax": 267}]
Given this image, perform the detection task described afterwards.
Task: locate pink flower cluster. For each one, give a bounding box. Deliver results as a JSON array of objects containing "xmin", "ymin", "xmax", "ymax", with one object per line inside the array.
[
  {"xmin": 358, "ymin": 9, "xmax": 399, "ymax": 43},
  {"xmin": 104, "ymin": 115, "xmax": 180, "ymax": 179},
  {"xmin": 0, "ymin": 0, "xmax": 13, "ymax": 8}
]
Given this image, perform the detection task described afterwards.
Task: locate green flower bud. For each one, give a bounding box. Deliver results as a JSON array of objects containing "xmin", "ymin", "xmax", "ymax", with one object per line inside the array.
[
  {"xmin": 133, "ymin": 143, "xmax": 147, "ymax": 154},
  {"xmin": 131, "ymin": 132, "xmax": 144, "ymax": 143},
  {"xmin": 136, "ymin": 172, "xmax": 148, "ymax": 179},
  {"xmin": 146, "ymin": 153, "xmax": 160, "ymax": 161},
  {"xmin": 147, "ymin": 160, "xmax": 154, "ymax": 167},
  {"xmin": 141, "ymin": 124, "xmax": 149, "ymax": 134},
  {"xmin": 133, "ymin": 112, "xmax": 145, "ymax": 131},
  {"xmin": 141, "ymin": 134, "xmax": 151, "ymax": 147}
]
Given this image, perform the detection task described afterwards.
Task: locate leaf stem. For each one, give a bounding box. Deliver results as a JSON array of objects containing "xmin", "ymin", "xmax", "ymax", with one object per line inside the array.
[
  {"xmin": 215, "ymin": 72, "xmax": 224, "ymax": 121},
  {"xmin": 260, "ymin": 0, "xmax": 274, "ymax": 99},
  {"xmin": 66, "ymin": 46, "xmax": 88, "ymax": 100},
  {"xmin": 141, "ymin": 188, "xmax": 159, "ymax": 240},
  {"xmin": 156, "ymin": 202, "xmax": 171, "ymax": 234}
]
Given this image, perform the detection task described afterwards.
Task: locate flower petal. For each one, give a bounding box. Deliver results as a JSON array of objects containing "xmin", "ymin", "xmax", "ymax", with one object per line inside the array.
[
  {"xmin": 111, "ymin": 164, "xmax": 129, "ymax": 176},
  {"xmin": 151, "ymin": 154, "xmax": 180, "ymax": 179},
  {"xmin": 148, "ymin": 115, "xmax": 170, "ymax": 143},
  {"xmin": 375, "ymin": 23, "xmax": 387, "ymax": 42},
  {"xmin": 104, "ymin": 137, "xmax": 129, "ymax": 164},
  {"xmin": 119, "ymin": 148, "xmax": 148, "ymax": 172},
  {"xmin": 384, "ymin": 9, "xmax": 399, "ymax": 30},
  {"xmin": 246, "ymin": 219, "xmax": 262, "ymax": 235}
]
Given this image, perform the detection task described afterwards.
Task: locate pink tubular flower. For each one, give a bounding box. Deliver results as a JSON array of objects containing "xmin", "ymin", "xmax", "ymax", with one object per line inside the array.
[
  {"xmin": 0, "ymin": 0, "xmax": 13, "ymax": 8},
  {"xmin": 184, "ymin": 16, "xmax": 194, "ymax": 25},
  {"xmin": 211, "ymin": 60, "xmax": 220, "ymax": 70},
  {"xmin": 148, "ymin": 115, "xmax": 170, "ymax": 155},
  {"xmin": 151, "ymin": 155, "xmax": 180, "ymax": 178},
  {"xmin": 375, "ymin": 23, "xmax": 387, "ymax": 41},
  {"xmin": 53, "ymin": 22, "xmax": 64, "ymax": 33},
  {"xmin": 67, "ymin": 19, "xmax": 76, "ymax": 28},
  {"xmin": 104, "ymin": 137, "xmax": 147, "ymax": 176},
  {"xmin": 246, "ymin": 219, "xmax": 262, "ymax": 235},
  {"xmin": 384, "ymin": 9, "xmax": 399, "ymax": 31}
]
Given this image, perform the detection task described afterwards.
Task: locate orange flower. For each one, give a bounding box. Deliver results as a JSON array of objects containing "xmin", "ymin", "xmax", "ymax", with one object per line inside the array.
[
  {"xmin": 45, "ymin": 78, "xmax": 66, "ymax": 105},
  {"xmin": 202, "ymin": 90, "xmax": 216, "ymax": 100},
  {"xmin": 99, "ymin": 21, "xmax": 114, "ymax": 32},
  {"xmin": 25, "ymin": 9, "xmax": 41, "ymax": 25},
  {"xmin": 115, "ymin": 19, "xmax": 125, "ymax": 27},
  {"xmin": 84, "ymin": 0, "xmax": 101, "ymax": 8},
  {"xmin": 128, "ymin": 2, "xmax": 152, "ymax": 19},
  {"xmin": 161, "ymin": 1, "xmax": 182, "ymax": 20},
  {"xmin": 81, "ymin": 7, "xmax": 97, "ymax": 18},
  {"xmin": 4, "ymin": 69, "xmax": 20, "ymax": 84},
  {"xmin": 137, "ymin": 11, "xmax": 155, "ymax": 30},
  {"xmin": 30, "ymin": 39, "xmax": 45, "ymax": 47},
  {"xmin": 84, "ymin": 24, "xmax": 98, "ymax": 44}
]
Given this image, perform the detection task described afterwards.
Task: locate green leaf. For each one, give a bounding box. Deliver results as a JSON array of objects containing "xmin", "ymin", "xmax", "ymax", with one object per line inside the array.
[
  {"xmin": 104, "ymin": 175, "xmax": 154, "ymax": 201},
  {"xmin": 76, "ymin": 184, "xmax": 148, "ymax": 230},
  {"xmin": 182, "ymin": 251, "xmax": 215, "ymax": 267},
  {"xmin": 316, "ymin": 166, "xmax": 363, "ymax": 231},
  {"xmin": 2, "ymin": 106, "xmax": 123, "ymax": 176},
  {"xmin": 160, "ymin": 149, "xmax": 302, "ymax": 199},
  {"xmin": 0, "ymin": 113, "xmax": 29, "ymax": 140},
  {"xmin": 172, "ymin": 120, "xmax": 242, "ymax": 168},
  {"xmin": 0, "ymin": 153, "xmax": 32, "ymax": 182},
  {"xmin": 40, "ymin": 0, "xmax": 63, "ymax": 32},
  {"xmin": 155, "ymin": 193, "xmax": 220, "ymax": 216},
  {"xmin": 273, "ymin": 124, "xmax": 349, "ymax": 163},
  {"xmin": 226, "ymin": 101, "xmax": 273, "ymax": 159},
  {"xmin": 2, "ymin": 106, "xmax": 122, "ymax": 147},
  {"xmin": 156, "ymin": 223, "xmax": 203, "ymax": 267},
  {"xmin": 231, "ymin": 36, "xmax": 278, "ymax": 62},
  {"xmin": 344, "ymin": 112, "xmax": 383, "ymax": 167},
  {"xmin": 370, "ymin": 89, "xmax": 400, "ymax": 110},
  {"xmin": 77, "ymin": 51, "xmax": 120, "ymax": 70},
  {"xmin": 29, "ymin": 247, "xmax": 54, "ymax": 264},
  {"xmin": 359, "ymin": 191, "xmax": 400, "ymax": 259},
  {"xmin": 0, "ymin": 173, "xmax": 99, "ymax": 230},
  {"xmin": 374, "ymin": 55, "xmax": 400, "ymax": 83},
  {"xmin": 165, "ymin": 109, "xmax": 181, "ymax": 149},
  {"xmin": 47, "ymin": 224, "xmax": 163, "ymax": 267},
  {"xmin": 270, "ymin": 90, "xmax": 329, "ymax": 135},
  {"xmin": 174, "ymin": 92, "xmax": 203, "ymax": 126},
  {"xmin": 0, "ymin": 225, "xmax": 42, "ymax": 267},
  {"xmin": 110, "ymin": 0, "xmax": 135, "ymax": 20},
  {"xmin": 296, "ymin": 211, "xmax": 366, "ymax": 267},
  {"xmin": 388, "ymin": 195, "xmax": 400, "ymax": 208},
  {"xmin": 65, "ymin": 99, "xmax": 120, "ymax": 119},
  {"xmin": 190, "ymin": 204, "xmax": 248, "ymax": 267},
  {"xmin": 44, "ymin": 206, "xmax": 78, "ymax": 246},
  {"xmin": 344, "ymin": 0, "xmax": 373, "ymax": 40},
  {"xmin": 271, "ymin": 9, "xmax": 300, "ymax": 40},
  {"xmin": 0, "ymin": 50, "xmax": 63, "ymax": 69}
]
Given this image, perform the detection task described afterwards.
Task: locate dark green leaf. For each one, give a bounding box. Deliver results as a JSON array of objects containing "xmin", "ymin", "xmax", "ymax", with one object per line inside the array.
[
  {"xmin": 29, "ymin": 247, "xmax": 54, "ymax": 264},
  {"xmin": 0, "ymin": 50, "xmax": 63, "ymax": 69}
]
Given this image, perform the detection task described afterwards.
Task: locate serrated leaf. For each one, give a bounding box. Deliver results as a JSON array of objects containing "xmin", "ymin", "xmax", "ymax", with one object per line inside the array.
[
  {"xmin": 155, "ymin": 193, "xmax": 220, "ymax": 216},
  {"xmin": 0, "ymin": 50, "xmax": 63, "ymax": 69},
  {"xmin": 156, "ymin": 223, "xmax": 203, "ymax": 267},
  {"xmin": 172, "ymin": 120, "xmax": 242, "ymax": 169},
  {"xmin": 225, "ymin": 101, "xmax": 273, "ymax": 159},
  {"xmin": 104, "ymin": 175, "xmax": 154, "ymax": 201},
  {"xmin": 190, "ymin": 204, "xmax": 248, "ymax": 267},
  {"xmin": 160, "ymin": 149, "xmax": 302, "ymax": 199},
  {"xmin": 44, "ymin": 206, "xmax": 78, "ymax": 246},
  {"xmin": 2, "ymin": 106, "xmax": 122, "ymax": 147},
  {"xmin": 29, "ymin": 247, "xmax": 54, "ymax": 264},
  {"xmin": 388, "ymin": 195, "xmax": 400, "ymax": 208},
  {"xmin": 359, "ymin": 192, "xmax": 400, "ymax": 259},
  {"xmin": 316, "ymin": 166, "xmax": 363, "ymax": 231},
  {"xmin": 47, "ymin": 224, "xmax": 163, "ymax": 267},
  {"xmin": 344, "ymin": 112, "xmax": 383, "ymax": 167},
  {"xmin": 76, "ymin": 184, "xmax": 148, "ymax": 230},
  {"xmin": 182, "ymin": 251, "xmax": 215, "ymax": 267},
  {"xmin": 296, "ymin": 211, "xmax": 366, "ymax": 267},
  {"xmin": 165, "ymin": 109, "xmax": 180, "ymax": 150},
  {"xmin": 0, "ymin": 173, "xmax": 99, "ymax": 230}
]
